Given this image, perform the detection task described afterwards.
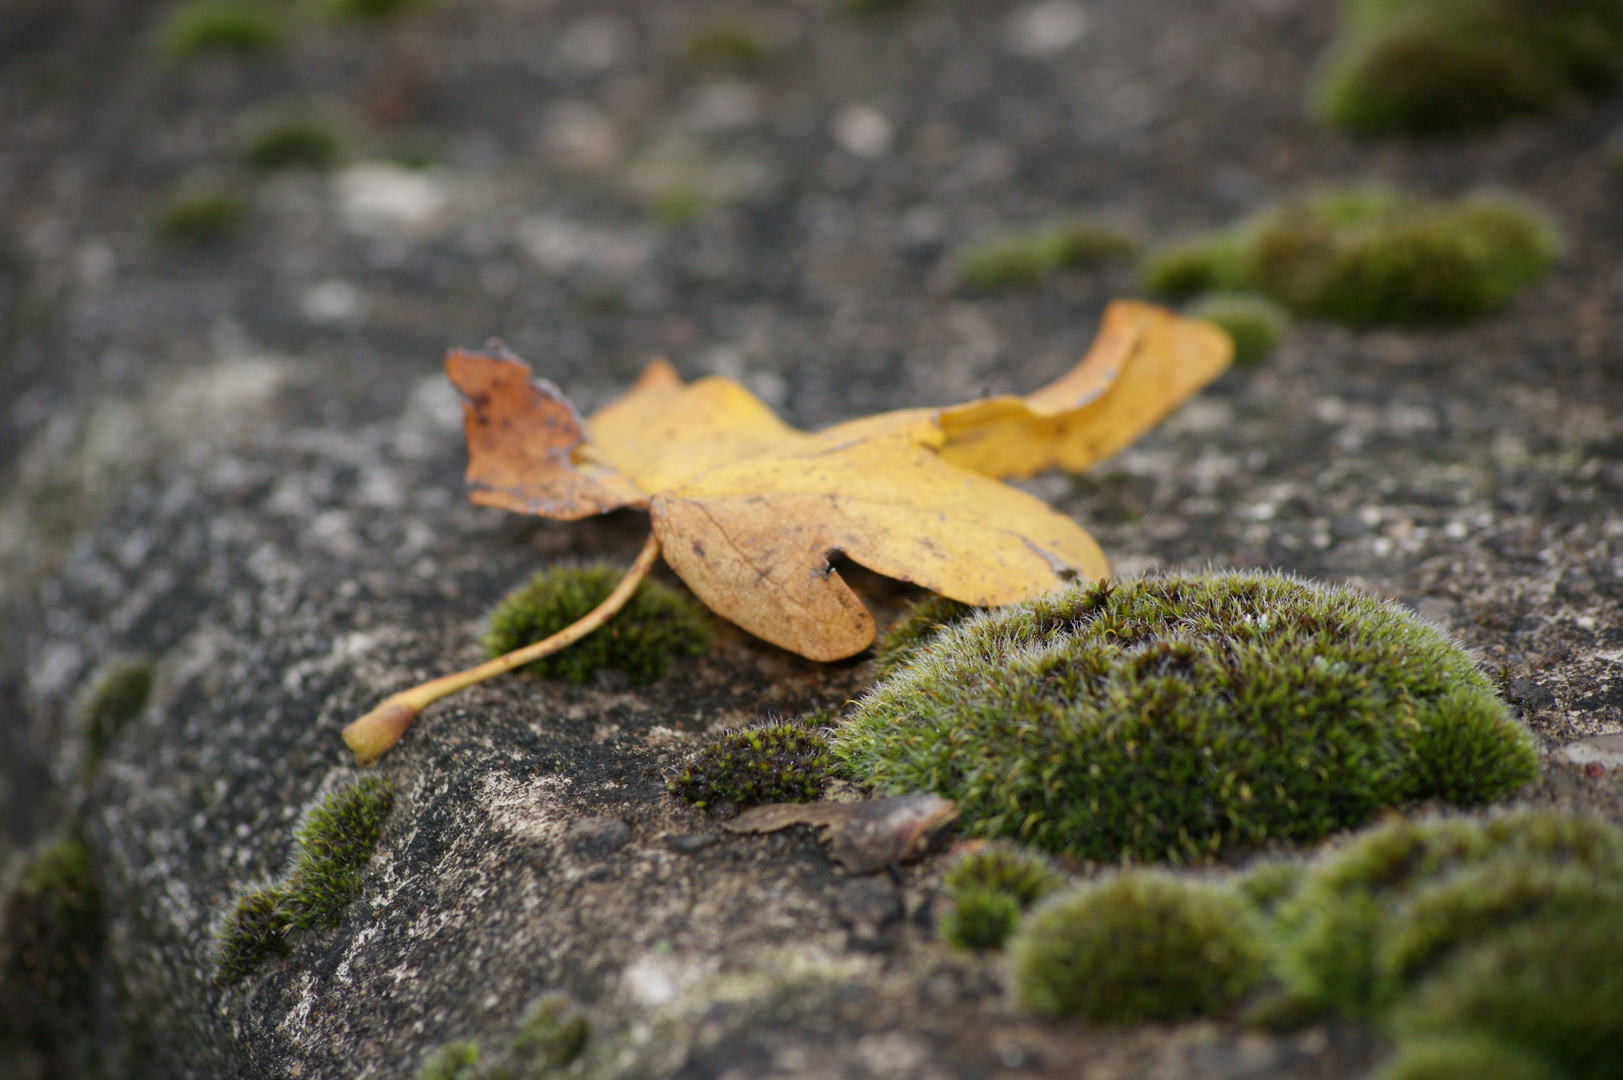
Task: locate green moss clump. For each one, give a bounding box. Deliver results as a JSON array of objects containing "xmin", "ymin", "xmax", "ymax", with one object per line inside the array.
[
  {"xmin": 1010, "ymin": 871, "xmax": 1266, "ymax": 1023},
  {"xmin": 1273, "ymin": 811, "xmax": 1623, "ymax": 1019},
  {"xmin": 939, "ymin": 841, "xmax": 1066, "ymax": 950},
  {"xmin": 1368, "ymin": 1037, "xmax": 1565, "ymax": 1080},
  {"xmin": 870, "ymin": 594, "xmax": 973, "ymax": 679},
  {"xmin": 682, "ymin": 20, "xmax": 772, "ymax": 73},
  {"xmin": 668, "ymin": 716, "xmax": 833, "ymax": 810},
  {"xmin": 80, "ymin": 659, "xmax": 154, "ymax": 773},
  {"xmin": 153, "ymin": 185, "xmax": 250, "ymax": 242},
  {"xmin": 283, "ymin": 776, "xmax": 396, "ymax": 930},
  {"xmin": 1392, "ymin": 911, "xmax": 1623, "ymax": 1080},
  {"xmin": 1186, "ymin": 293, "xmax": 1289, "ymax": 367},
  {"xmin": 510, "ymin": 993, "xmax": 590, "ymax": 1074},
  {"xmin": 836, "ymin": 572, "xmax": 1537, "ymax": 864},
  {"xmin": 2, "ymin": 836, "xmax": 102, "ymax": 1035},
  {"xmin": 215, "ymin": 777, "xmax": 395, "ymax": 981},
  {"xmin": 485, "ymin": 564, "xmax": 709, "ymax": 686},
  {"xmin": 955, "ymin": 219, "xmax": 1139, "ymax": 293},
  {"xmin": 157, "ymin": 1, "xmax": 285, "ymax": 62},
  {"xmin": 243, "ymin": 115, "xmax": 346, "ymax": 171},
  {"xmin": 215, "ymin": 886, "xmax": 293, "ymax": 983},
  {"xmin": 1141, "ymin": 188, "xmax": 1558, "ymax": 326},
  {"xmin": 939, "ymin": 888, "xmax": 1022, "ymax": 951},
  {"xmin": 416, "ymin": 1040, "xmax": 480, "ymax": 1080},
  {"xmin": 1316, "ymin": 0, "xmax": 1623, "ymax": 137}
]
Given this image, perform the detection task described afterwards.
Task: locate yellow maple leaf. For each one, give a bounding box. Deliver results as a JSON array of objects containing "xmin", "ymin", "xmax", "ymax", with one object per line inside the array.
[{"xmin": 342, "ymin": 299, "xmax": 1229, "ymax": 762}]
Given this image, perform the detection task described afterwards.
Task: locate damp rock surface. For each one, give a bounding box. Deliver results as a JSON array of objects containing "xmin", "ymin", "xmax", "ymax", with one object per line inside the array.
[{"xmin": 3, "ymin": 0, "xmax": 1623, "ymax": 1078}]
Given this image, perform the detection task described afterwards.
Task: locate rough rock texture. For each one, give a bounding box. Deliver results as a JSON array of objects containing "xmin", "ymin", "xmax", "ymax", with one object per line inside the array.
[{"xmin": 2, "ymin": 0, "xmax": 1622, "ymax": 1077}]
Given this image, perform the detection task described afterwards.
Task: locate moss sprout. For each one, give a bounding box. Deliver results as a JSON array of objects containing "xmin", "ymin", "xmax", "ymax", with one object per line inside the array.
[
  {"xmin": 153, "ymin": 185, "xmax": 250, "ymax": 243},
  {"xmin": 243, "ymin": 114, "xmax": 346, "ymax": 171},
  {"xmin": 1273, "ymin": 811, "xmax": 1623, "ymax": 1019},
  {"xmin": 80, "ymin": 659, "xmax": 153, "ymax": 773},
  {"xmin": 484, "ymin": 564, "xmax": 708, "ymax": 686},
  {"xmin": 682, "ymin": 19, "xmax": 772, "ymax": 73},
  {"xmin": 157, "ymin": 1, "xmax": 285, "ymax": 62},
  {"xmin": 1141, "ymin": 188, "xmax": 1558, "ymax": 326},
  {"xmin": 416, "ymin": 1040, "xmax": 480, "ymax": 1080},
  {"xmin": 870, "ymin": 594, "xmax": 973, "ymax": 679},
  {"xmin": 669, "ymin": 715, "xmax": 833, "ymax": 810},
  {"xmin": 1, "ymin": 835, "xmax": 102, "ymax": 1033},
  {"xmin": 1316, "ymin": 0, "xmax": 1623, "ymax": 137},
  {"xmin": 939, "ymin": 840, "xmax": 1065, "ymax": 950},
  {"xmin": 1010, "ymin": 871, "xmax": 1266, "ymax": 1023},
  {"xmin": 1186, "ymin": 293, "xmax": 1289, "ymax": 367},
  {"xmin": 955, "ymin": 219, "xmax": 1139, "ymax": 293},
  {"xmin": 837, "ymin": 572, "xmax": 1537, "ymax": 864},
  {"xmin": 215, "ymin": 777, "xmax": 395, "ymax": 981}
]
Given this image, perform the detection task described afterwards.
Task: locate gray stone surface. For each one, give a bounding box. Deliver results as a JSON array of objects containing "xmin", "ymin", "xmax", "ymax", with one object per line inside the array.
[{"xmin": 3, "ymin": 0, "xmax": 1623, "ymax": 1077}]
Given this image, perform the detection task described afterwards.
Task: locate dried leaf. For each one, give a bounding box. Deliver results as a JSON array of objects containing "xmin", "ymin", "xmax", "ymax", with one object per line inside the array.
[
  {"xmin": 723, "ymin": 793, "xmax": 959, "ymax": 874},
  {"xmin": 448, "ymin": 299, "xmax": 1230, "ymax": 660}
]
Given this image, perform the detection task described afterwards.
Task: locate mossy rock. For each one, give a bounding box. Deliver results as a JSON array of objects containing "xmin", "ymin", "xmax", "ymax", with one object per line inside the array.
[
  {"xmin": 1273, "ymin": 810, "xmax": 1623, "ymax": 1019},
  {"xmin": 1141, "ymin": 188, "xmax": 1558, "ymax": 326},
  {"xmin": 1317, "ymin": 0, "xmax": 1623, "ymax": 136},
  {"xmin": 485, "ymin": 564, "xmax": 709, "ymax": 686},
  {"xmin": 668, "ymin": 715, "xmax": 833, "ymax": 810},
  {"xmin": 835, "ymin": 572, "xmax": 1537, "ymax": 863},
  {"xmin": 1010, "ymin": 871, "xmax": 1267, "ymax": 1022}
]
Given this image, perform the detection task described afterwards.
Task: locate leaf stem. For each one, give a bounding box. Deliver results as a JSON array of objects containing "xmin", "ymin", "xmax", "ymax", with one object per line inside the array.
[{"xmin": 342, "ymin": 532, "xmax": 663, "ymax": 765}]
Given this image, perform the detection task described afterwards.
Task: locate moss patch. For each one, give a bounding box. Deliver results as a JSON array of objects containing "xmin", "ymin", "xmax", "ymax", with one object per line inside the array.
[
  {"xmin": 955, "ymin": 219, "xmax": 1138, "ymax": 293},
  {"xmin": 1, "ymin": 835, "xmax": 102, "ymax": 1040},
  {"xmin": 836, "ymin": 572, "xmax": 1537, "ymax": 863},
  {"xmin": 153, "ymin": 185, "xmax": 250, "ymax": 243},
  {"xmin": 1316, "ymin": 0, "xmax": 1623, "ymax": 136},
  {"xmin": 216, "ymin": 777, "xmax": 396, "ymax": 982},
  {"xmin": 416, "ymin": 993, "xmax": 588, "ymax": 1080},
  {"xmin": 1273, "ymin": 810, "xmax": 1623, "ymax": 1019},
  {"xmin": 1010, "ymin": 871, "xmax": 1266, "ymax": 1022},
  {"xmin": 243, "ymin": 114, "xmax": 346, "ymax": 171},
  {"xmin": 1141, "ymin": 188, "xmax": 1558, "ymax": 326},
  {"xmin": 80, "ymin": 659, "xmax": 153, "ymax": 775},
  {"xmin": 157, "ymin": 1, "xmax": 285, "ymax": 62},
  {"xmin": 939, "ymin": 840, "xmax": 1065, "ymax": 950},
  {"xmin": 484, "ymin": 564, "xmax": 709, "ymax": 686},
  {"xmin": 1186, "ymin": 293, "xmax": 1288, "ymax": 367},
  {"xmin": 668, "ymin": 715, "xmax": 833, "ymax": 810}
]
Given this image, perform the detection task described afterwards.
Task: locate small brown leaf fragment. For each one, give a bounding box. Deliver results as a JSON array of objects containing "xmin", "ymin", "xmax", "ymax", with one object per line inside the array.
[
  {"xmin": 723, "ymin": 793, "xmax": 959, "ymax": 874},
  {"xmin": 447, "ymin": 346, "xmax": 647, "ymax": 520}
]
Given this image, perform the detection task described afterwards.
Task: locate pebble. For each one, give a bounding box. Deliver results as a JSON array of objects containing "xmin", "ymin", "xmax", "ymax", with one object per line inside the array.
[{"xmin": 565, "ymin": 816, "xmax": 631, "ymax": 857}]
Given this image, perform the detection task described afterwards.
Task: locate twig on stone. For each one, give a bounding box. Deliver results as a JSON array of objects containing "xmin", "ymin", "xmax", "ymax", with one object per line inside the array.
[{"xmin": 341, "ymin": 532, "xmax": 662, "ymax": 765}]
